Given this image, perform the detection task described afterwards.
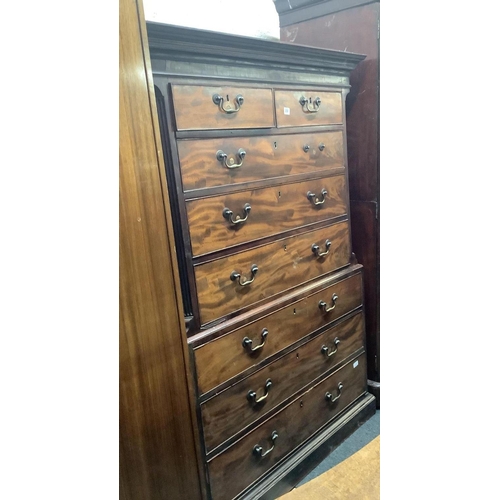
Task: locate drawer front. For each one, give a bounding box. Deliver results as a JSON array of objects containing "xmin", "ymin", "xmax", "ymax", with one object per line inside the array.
[
  {"xmin": 177, "ymin": 131, "xmax": 345, "ymax": 191},
  {"xmin": 187, "ymin": 175, "xmax": 347, "ymax": 257},
  {"xmin": 201, "ymin": 312, "xmax": 364, "ymax": 453},
  {"xmin": 194, "ymin": 271, "xmax": 363, "ymax": 395},
  {"xmin": 195, "ymin": 220, "xmax": 351, "ymax": 325},
  {"xmin": 275, "ymin": 90, "xmax": 343, "ymax": 128},
  {"xmin": 171, "ymin": 85, "xmax": 274, "ymax": 131},
  {"xmin": 208, "ymin": 354, "xmax": 367, "ymax": 500}
]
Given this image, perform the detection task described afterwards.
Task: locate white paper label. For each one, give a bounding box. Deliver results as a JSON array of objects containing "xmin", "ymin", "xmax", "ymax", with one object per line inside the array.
[
  {"xmin": 284, "ymin": 107, "xmax": 290, "ymax": 115},
  {"xmin": 353, "ymin": 360, "xmax": 359, "ymax": 368}
]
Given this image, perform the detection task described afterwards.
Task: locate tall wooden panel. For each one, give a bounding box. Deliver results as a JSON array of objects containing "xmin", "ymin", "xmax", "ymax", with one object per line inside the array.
[
  {"xmin": 119, "ymin": 0, "xmax": 202, "ymax": 498},
  {"xmin": 276, "ymin": 0, "xmax": 381, "ymax": 401}
]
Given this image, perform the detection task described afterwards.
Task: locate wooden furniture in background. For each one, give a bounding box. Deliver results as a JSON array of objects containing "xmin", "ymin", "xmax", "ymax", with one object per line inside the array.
[
  {"xmin": 147, "ymin": 20, "xmax": 376, "ymax": 499},
  {"xmin": 275, "ymin": 0, "xmax": 381, "ymax": 405},
  {"xmin": 119, "ymin": 0, "xmax": 202, "ymax": 498}
]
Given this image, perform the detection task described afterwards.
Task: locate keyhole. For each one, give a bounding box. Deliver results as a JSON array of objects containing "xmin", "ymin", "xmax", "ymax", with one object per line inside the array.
[
  {"xmin": 284, "ymin": 245, "xmax": 287, "ymax": 251},
  {"xmin": 274, "ymin": 141, "xmax": 277, "ymax": 149},
  {"xmin": 226, "ymin": 94, "xmax": 229, "ymax": 101},
  {"xmin": 300, "ymin": 401, "xmax": 304, "ymax": 408},
  {"xmin": 278, "ymin": 191, "xmax": 281, "ymax": 198},
  {"xmin": 293, "ymin": 308, "xmax": 296, "ymax": 315},
  {"xmin": 309, "ymin": 97, "xmax": 312, "ymax": 103},
  {"xmin": 296, "ymin": 352, "xmax": 300, "ymax": 359}
]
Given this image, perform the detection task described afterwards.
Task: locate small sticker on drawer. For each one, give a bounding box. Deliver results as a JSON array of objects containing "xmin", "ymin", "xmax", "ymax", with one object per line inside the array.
[
  {"xmin": 353, "ymin": 360, "xmax": 359, "ymax": 368},
  {"xmin": 284, "ymin": 107, "xmax": 290, "ymax": 115}
]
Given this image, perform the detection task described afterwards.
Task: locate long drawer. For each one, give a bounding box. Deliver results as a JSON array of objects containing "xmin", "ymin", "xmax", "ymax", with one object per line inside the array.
[
  {"xmin": 208, "ymin": 353, "xmax": 367, "ymax": 500},
  {"xmin": 186, "ymin": 175, "xmax": 347, "ymax": 256},
  {"xmin": 194, "ymin": 270, "xmax": 363, "ymax": 395},
  {"xmin": 177, "ymin": 131, "xmax": 345, "ymax": 192},
  {"xmin": 194, "ymin": 220, "xmax": 351, "ymax": 325},
  {"xmin": 171, "ymin": 85, "xmax": 275, "ymax": 130},
  {"xmin": 275, "ymin": 90, "xmax": 343, "ymax": 128},
  {"xmin": 201, "ymin": 312, "xmax": 364, "ymax": 453}
]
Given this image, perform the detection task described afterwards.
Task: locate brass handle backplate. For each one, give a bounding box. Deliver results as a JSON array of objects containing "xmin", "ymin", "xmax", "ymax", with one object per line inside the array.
[
  {"xmin": 321, "ymin": 337, "xmax": 340, "ymax": 358},
  {"xmin": 242, "ymin": 328, "xmax": 268, "ymax": 353},
  {"xmin": 212, "ymin": 93, "xmax": 244, "ymax": 114},
  {"xmin": 223, "ymin": 203, "xmax": 251, "ymax": 225},
  {"xmin": 307, "ymin": 188, "xmax": 328, "ymax": 206},
  {"xmin": 312, "ymin": 239, "xmax": 331, "ymax": 258},
  {"xmin": 253, "ymin": 430, "xmax": 278, "ymax": 458},
  {"xmin": 325, "ymin": 382, "xmax": 343, "ymax": 404},
  {"xmin": 230, "ymin": 264, "xmax": 258, "ymax": 286},
  {"xmin": 216, "ymin": 148, "xmax": 246, "ymax": 169},
  {"xmin": 247, "ymin": 379, "xmax": 272, "ymax": 405},
  {"xmin": 299, "ymin": 96, "xmax": 321, "ymax": 113},
  {"xmin": 319, "ymin": 293, "xmax": 338, "ymax": 313}
]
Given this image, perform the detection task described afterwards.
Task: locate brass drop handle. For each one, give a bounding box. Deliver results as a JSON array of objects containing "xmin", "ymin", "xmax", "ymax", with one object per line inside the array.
[
  {"xmin": 299, "ymin": 96, "xmax": 321, "ymax": 113},
  {"xmin": 319, "ymin": 293, "xmax": 338, "ymax": 313},
  {"xmin": 321, "ymin": 337, "xmax": 340, "ymax": 358},
  {"xmin": 230, "ymin": 264, "xmax": 258, "ymax": 286},
  {"xmin": 212, "ymin": 93, "xmax": 244, "ymax": 114},
  {"xmin": 216, "ymin": 148, "xmax": 246, "ymax": 169},
  {"xmin": 247, "ymin": 379, "xmax": 272, "ymax": 405},
  {"xmin": 325, "ymin": 382, "xmax": 343, "ymax": 404},
  {"xmin": 307, "ymin": 188, "xmax": 328, "ymax": 206},
  {"xmin": 242, "ymin": 328, "xmax": 268, "ymax": 352},
  {"xmin": 312, "ymin": 239, "xmax": 331, "ymax": 258},
  {"xmin": 223, "ymin": 203, "xmax": 251, "ymax": 225},
  {"xmin": 253, "ymin": 430, "xmax": 278, "ymax": 458}
]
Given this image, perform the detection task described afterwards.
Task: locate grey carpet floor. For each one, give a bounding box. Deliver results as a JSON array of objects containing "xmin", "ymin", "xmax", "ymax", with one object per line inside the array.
[{"xmin": 298, "ymin": 409, "xmax": 380, "ymax": 486}]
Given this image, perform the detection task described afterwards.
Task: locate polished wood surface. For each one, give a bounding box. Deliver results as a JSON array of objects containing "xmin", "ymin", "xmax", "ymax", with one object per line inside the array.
[
  {"xmin": 195, "ymin": 220, "xmax": 351, "ymax": 324},
  {"xmin": 186, "ymin": 175, "xmax": 347, "ymax": 256},
  {"xmin": 194, "ymin": 271, "xmax": 363, "ymax": 394},
  {"xmin": 201, "ymin": 312, "xmax": 364, "ymax": 453},
  {"xmin": 119, "ymin": 1, "xmax": 201, "ymax": 499},
  {"xmin": 171, "ymin": 84, "xmax": 275, "ymax": 131},
  {"xmin": 208, "ymin": 354, "xmax": 367, "ymax": 500},
  {"xmin": 275, "ymin": 90, "xmax": 342, "ymax": 127},
  {"xmin": 279, "ymin": 1, "xmax": 380, "ymax": 385},
  {"xmin": 177, "ymin": 130, "xmax": 345, "ymax": 191}
]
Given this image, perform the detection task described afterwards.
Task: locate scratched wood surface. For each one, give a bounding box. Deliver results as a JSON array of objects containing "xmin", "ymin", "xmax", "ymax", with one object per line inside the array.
[
  {"xmin": 208, "ymin": 354, "xmax": 367, "ymax": 500},
  {"xmin": 194, "ymin": 271, "xmax": 363, "ymax": 394},
  {"xmin": 187, "ymin": 175, "xmax": 347, "ymax": 256},
  {"xmin": 171, "ymin": 84, "xmax": 275, "ymax": 130},
  {"xmin": 275, "ymin": 90, "xmax": 343, "ymax": 127},
  {"xmin": 201, "ymin": 312, "xmax": 364, "ymax": 453},
  {"xmin": 195, "ymin": 220, "xmax": 350, "ymax": 324},
  {"xmin": 177, "ymin": 130, "xmax": 345, "ymax": 191}
]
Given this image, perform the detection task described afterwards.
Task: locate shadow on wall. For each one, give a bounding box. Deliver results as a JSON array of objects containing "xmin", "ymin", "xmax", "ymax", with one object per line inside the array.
[{"xmin": 142, "ymin": 0, "xmax": 281, "ymax": 40}]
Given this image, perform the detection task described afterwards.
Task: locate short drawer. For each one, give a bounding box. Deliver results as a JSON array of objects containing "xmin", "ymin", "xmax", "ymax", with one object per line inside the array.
[
  {"xmin": 171, "ymin": 85, "xmax": 274, "ymax": 130},
  {"xmin": 177, "ymin": 131, "xmax": 345, "ymax": 191},
  {"xmin": 186, "ymin": 175, "xmax": 347, "ymax": 257},
  {"xmin": 201, "ymin": 312, "xmax": 364, "ymax": 453},
  {"xmin": 275, "ymin": 90, "xmax": 343, "ymax": 127},
  {"xmin": 195, "ymin": 220, "xmax": 351, "ymax": 325},
  {"xmin": 194, "ymin": 270, "xmax": 363, "ymax": 395},
  {"xmin": 208, "ymin": 354, "xmax": 367, "ymax": 500}
]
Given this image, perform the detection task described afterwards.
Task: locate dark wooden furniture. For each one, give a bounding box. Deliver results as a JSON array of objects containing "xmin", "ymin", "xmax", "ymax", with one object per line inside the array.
[
  {"xmin": 275, "ymin": 0, "xmax": 381, "ymax": 405},
  {"xmin": 144, "ymin": 21, "xmax": 375, "ymax": 500},
  {"xmin": 119, "ymin": 1, "xmax": 202, "ymax": 498}
]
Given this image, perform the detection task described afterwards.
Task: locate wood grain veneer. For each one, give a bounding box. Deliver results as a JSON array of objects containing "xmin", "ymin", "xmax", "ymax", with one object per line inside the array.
[
  {"xmin": 201, "ymin": 312, "xmax": 364, "ymax": 452},
  {"xmin": 194, "ymin": 220, "xmax": 350, "ymax": 325},
  {"xmin": 194, "ymin": 270, "xmax": 363, "ymax": 395},
  {"xmin": 275, "ymin": 90, "xmax": 342, "ymax": 127},
  {"xmin": 171, "ymin": 85, "xmax": 275, "ymax": 131},
  {"xmin": 186, "ymin": 175, "xmax": 347, "ymax": 256},
  {"xmin": 208, "ymin": 354, "xmax": 367, "ymax": 500},
  {"xmin": 177, "ymin": 130, "xmax": 344, "ymax": 191}
]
